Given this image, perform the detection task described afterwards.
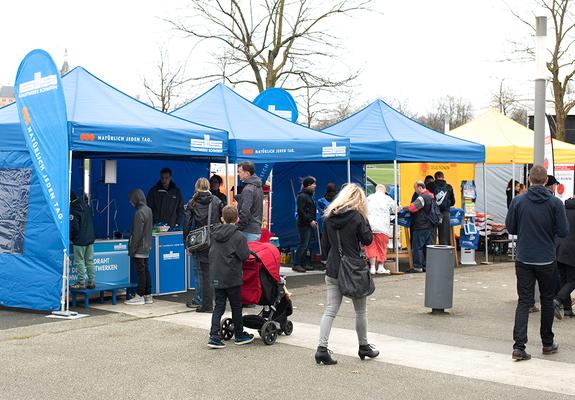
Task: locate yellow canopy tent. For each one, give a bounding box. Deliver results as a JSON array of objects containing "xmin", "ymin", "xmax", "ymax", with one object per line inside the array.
[
  {"xmin": 449, "ymin": 108, "xmax": 575, "ymax": 164},
  {"xmin": 449, "ymin": 109, "xmax": 575, "ymax": 264}
]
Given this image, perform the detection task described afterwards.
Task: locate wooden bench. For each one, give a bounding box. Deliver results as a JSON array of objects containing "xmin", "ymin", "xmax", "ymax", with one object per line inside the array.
[{"xmin": 70, "ymin": 282, "xmax": 139, "ymax": 309}]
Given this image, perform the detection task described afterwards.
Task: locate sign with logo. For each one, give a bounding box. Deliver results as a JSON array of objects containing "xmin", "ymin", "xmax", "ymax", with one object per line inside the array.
[
  {"xmin": 554, "ymin": 164, "xmax": 575, "ymax": 202},
  {"xmin": 14, "ymin": 49, "xmax": 69, "ymax": 251},
  {"xmin": 190, "ymin": 134, "xmax": 224, "ymax": 153},
  {"xmin": 253, "ymin": 88, "xmax": 298, "ymax": 123},
  {"xmin": 322, "ymin": 142, "xmax": 347, "ymax": 158},
  {"xmin": 69, "ymin": 240, "xmax": 130, "ymax": 285}
]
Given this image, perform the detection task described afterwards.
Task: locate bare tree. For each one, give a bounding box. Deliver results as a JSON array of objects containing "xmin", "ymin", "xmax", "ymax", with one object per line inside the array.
[
  {"xmin": 509, "ymin": 0, "xmax": 575, "ymax": 140},
  {"xmin": 166, "ymin": 0, "xmax": 371, "ymax": 94},
  {"xmin": 143, "ymin": 46, "xmax": 188, "ymax": 112},
  {"xmin": 491, "ymin": 79, "xmax": 529, "ymax": 125},
  {"xmin": 418, "ymin": 95, "xmax": 473, "ymax": 132}
]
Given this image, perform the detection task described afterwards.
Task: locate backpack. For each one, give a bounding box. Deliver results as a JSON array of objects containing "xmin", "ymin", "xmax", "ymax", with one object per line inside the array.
[
  {"xmin": 427, "ymin": 198, "xmax": 443, "ymax": 226},
  {"xmin": 433, "ymin": 183, "xmax": 452, "ymax": 212}
]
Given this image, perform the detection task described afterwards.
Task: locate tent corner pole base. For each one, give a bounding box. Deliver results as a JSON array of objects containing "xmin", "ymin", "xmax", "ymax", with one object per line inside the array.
[{"xmin": 47, "ymin": 310, "xmax": 89, "ymax": 320}]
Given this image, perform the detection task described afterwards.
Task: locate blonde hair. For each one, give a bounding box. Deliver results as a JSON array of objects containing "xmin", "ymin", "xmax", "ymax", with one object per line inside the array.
[
  {"xmin": 324, "ymin": 183, "xmax": 368, "ymax": 219},
  {"xmin": 376, "ymin": 184, "xmax": 387, "ymax": 193},
  {"xmin": 190, "ymin": 177, "xmax": 210, "ymax": 208}
]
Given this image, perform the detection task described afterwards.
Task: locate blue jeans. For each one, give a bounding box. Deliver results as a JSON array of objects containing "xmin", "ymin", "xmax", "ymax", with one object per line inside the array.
[
  {"xmin": 241, "ymin": 231, "xmax": 261, "ymax": 242},
  {"xmin": 412, "ymin": 228, "xmax": 435, "ymax": 269},
  {"xmin": 191, "ymin": 255, "xmax": 202, "ymax": 304},
  {"xmin": 295, "ymin": 225, "xmax": 313, "ymax": 266}
]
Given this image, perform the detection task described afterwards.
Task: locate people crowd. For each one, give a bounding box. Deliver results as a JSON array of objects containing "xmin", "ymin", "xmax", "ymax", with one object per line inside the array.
[{"xmin": 66, "ymin": 161, "xmax": 574, "ymax": 364}]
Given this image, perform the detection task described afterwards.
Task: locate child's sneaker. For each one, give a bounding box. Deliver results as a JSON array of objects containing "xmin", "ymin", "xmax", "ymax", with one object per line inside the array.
[
  {"xmin": 124, "ymin": 294, "xmax": 145, "ymax": 305},
  {"xmin": 144, "ymin": 295, "xmax": 154, "ymax": 304},
  {"xmin": 208, "ymin": 337, "xmax": 226, "ymax": 349},
  {"xmin": 234, "ymin": 332, "xmax": 254, "ymax": 345}
]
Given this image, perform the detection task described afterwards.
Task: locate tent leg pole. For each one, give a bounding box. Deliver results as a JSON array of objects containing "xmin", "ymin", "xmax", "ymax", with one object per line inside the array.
[
  {"xmin": 482, "ymin": 163, "xmax": 490, "ymax": 265},
  {"xmin": 269, "ymin": 168, "xmax": 273, "ymax": 231},
  {"xmin": 394, "ymin": 160, "xmax": 399, "ymax": 273},
  {"xmin": 511, "ymin": 163, "xmax": 516, "ymax": 261},
  {"xmin": 225, "ymin": 156, "xmax": 229, "ymax": 205},
  {"xmin": 234, "ymin": 164, "xmax": 238, "ymax": 197},
  {"xmin": 347, "ymin": 159, "xmax": 351, "ymax": 184},
  {"xmin": 50, "ymin": 150, "xmax": 79, "ymax": 318}
]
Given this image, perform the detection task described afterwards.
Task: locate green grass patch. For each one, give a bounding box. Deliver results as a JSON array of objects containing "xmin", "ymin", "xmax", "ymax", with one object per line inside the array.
[{"xmin": 366, "ymin": 164, "xmax": 395, "ymax": 185}]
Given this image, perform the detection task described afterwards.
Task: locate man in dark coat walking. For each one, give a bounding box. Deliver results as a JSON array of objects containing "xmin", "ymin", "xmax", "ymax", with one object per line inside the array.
[
  {"xmin": 554, "ymin": 197, "xmax": 575, "ymax": 319},
  {"xmin": 506, "ymin": 165, "xmax": 568, "ymax": 361}
]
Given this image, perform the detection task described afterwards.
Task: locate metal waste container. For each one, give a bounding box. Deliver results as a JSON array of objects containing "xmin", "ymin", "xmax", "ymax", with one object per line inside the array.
[{"xmin": 424, "ymin": 245, "xmax": 455, "ymax": 313}]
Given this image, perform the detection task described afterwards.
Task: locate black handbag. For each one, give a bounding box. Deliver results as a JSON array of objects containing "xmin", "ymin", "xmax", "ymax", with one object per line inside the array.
[
  {"xmin": 336, "ymin": 230, "xmax": 375, "ymax": 298},
  {"xmin": 185, "ymin": 201, "xmax": 213, "ymax": 253}
]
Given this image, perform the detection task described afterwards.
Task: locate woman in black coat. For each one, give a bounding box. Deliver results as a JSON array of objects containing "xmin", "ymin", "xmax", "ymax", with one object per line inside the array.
[
  {"xmin": 184, "ymin": 177, "xmax": 223, "ymax": 313},
  {"xmin": 315, "ymin": 183, "xmax": 379, "ymax": 365},
  {"xmin": 554, "ymin": 198, "xmax": 575, "ymax": 319}
]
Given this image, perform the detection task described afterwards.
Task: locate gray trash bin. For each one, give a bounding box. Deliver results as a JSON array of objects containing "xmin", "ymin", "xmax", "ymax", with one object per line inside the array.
[{"xmin": 424, "ymin": 245, "xmax": 455, "ymax": 313}]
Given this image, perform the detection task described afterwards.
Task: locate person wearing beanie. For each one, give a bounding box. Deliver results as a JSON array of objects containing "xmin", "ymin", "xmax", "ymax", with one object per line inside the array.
[{"xmin": 293, "ymin": 176, "xmax": 317, "ymax": 273}]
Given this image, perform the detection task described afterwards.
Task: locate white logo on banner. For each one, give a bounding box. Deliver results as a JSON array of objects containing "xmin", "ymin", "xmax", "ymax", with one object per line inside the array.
[
  {"xmin": 18, "ymin": 72, "xmax": 57, "ymax": 97},
  {"xmin": 267, "ymin": 105, "xmax": 293, "ymax": 120},
  {"xmin": 113, "ymin": 243, "xmax": 127, "ymax": 251},
  {"xmin": 322, "ymin": 141, "xmax": 346, "ymax": 158},
  {"xmin": 554, "ymin": 164, "xmax": 575, "ymax": 202},
  {"xmin": 163, "ymin": 251, "xmax": 180, "ymax": 261},
  {"xmin": 190, "ymin": 134, "xmax": 223, "ymax": 153}
]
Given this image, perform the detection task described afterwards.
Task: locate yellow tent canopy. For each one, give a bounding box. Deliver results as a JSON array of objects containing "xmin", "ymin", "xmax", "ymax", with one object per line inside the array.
[{"xmin": 449, "ymin": 109, "xmax": 575, "ymax": 164}]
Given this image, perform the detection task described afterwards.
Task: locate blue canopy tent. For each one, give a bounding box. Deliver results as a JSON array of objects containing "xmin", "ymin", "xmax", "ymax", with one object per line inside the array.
[
  {"xmin": 171, "ymin": 83, "xmax": 352, "ymax": 250},
  {"xmin": 171, "ymin": 83, "xmax": 349, "ymax": 164},
  {"xmin": 0, "ymin": 67, "xmax": 228, "ymax": 311},
  {"xmin": 322, "ymin": 99, "xmax": 486, "ymax": 269}
]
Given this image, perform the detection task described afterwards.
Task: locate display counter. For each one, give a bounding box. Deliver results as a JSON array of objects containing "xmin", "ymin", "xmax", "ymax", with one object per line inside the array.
[
  {"xmin": 70, "ymin": 233, "xmax": 190, "ymax": 296},
  {"xmin": 149, "ymin": 231, "xmax": 188, "ymax": 295},
  {"xmin": 70, "ymin": 239, "xmax": 130, "ymax": 285}
]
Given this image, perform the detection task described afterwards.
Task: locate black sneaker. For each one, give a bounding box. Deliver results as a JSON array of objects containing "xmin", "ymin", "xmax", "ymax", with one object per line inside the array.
[
  {"xmin": 564, "ymin": 310, "xmax": 574, "ymax": 318},
  {"xmin": 303, "ymin": 265, "xmax": 315, "ymax": 271},
  {"xmin": 186, "ymin": 301, "xmax": 201, "ymax": 309},
  {"xmin": 512, "ymin": 349, "xmax": 531, "ymax": 361},
  {"xmin": 292, "ymin": 265, "xmax": 306, "ymax": 273},
  {"xmin": 207, "ymin": 337, "xmax": 226, "ymax": 349},
  {"xmin": 553, "ymin": 299, "xmax": 563, "ymax": 320},
  {"xmin": 542, "ymin": 341, "xmax": 559, "ymax": 355},
  {"xmin": 234, "ymin": 332, "xmax": 254, "ymax": 345},
  {"xmin": 196, "ymin": 307, "xmax": 213, "ymax": 313}
]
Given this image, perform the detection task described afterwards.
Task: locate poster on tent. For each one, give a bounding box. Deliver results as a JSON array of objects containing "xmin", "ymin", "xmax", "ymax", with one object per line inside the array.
[
  {"xmin": 14, "ymin": 49, "xmax": 69, "ymax": 252},
  {"xmin": 554, "ymin": 165, "xmax": 575, "ymax": 202}
]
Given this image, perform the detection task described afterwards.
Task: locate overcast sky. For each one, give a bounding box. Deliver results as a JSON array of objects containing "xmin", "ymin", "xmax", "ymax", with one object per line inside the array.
[{"xmin": 0, "ymin": 0, "xmax": 545, "ymax": 118}]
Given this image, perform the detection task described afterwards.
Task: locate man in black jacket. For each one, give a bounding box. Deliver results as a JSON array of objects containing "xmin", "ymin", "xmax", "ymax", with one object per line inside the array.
[
  {"xmin": 69, "ymin": 192, "xmax": 96, "ymax": 290},
  {"xmin": 147, "ymin": 168, "xmax": 184, "ymax": 228},
  {"xmin": 403, "ymin": 181, "xmax": 435, "ymax": 273},
  {"xmin": 432, "ymin": 171, "xmax": 455, "ymax": 245},
  {"xmin": 207, "ymin": 205, "xmax": 254, "ymax": 348},
  {"xmin": 506, "ymin": 165, "xmax": 568, "ymax": 361},
  {"xmin": 236, "ymin": 161, "xmax": 263, "ymax": 242},
  {"xmin": 293, "ymin": 176, "xmax": 317, "ymax": 273}
]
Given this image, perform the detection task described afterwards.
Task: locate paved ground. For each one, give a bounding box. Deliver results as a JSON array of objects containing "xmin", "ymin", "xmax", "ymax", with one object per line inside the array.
[{"xmin": 1, "ymin": 262, "xmax": 574, "ymax": 400}]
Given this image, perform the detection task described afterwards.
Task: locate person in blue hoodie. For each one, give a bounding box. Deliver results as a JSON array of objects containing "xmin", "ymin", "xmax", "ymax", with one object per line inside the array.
[{"xmin": 506, "ymin": 165, "xmax": 568, "ymax": 361}]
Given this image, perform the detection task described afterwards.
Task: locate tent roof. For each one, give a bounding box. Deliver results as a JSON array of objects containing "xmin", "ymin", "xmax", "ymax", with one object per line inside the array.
[
  {"xmin": 171, "ymin": 83, "xmax": 349, "ymax": 163},
  {"xmin": 323, "ymin": 100, "xmax": 485, "ymax": 163},
  {"xmin": 0, "ymin": 67, "xmax": 228, "ymax": 157},
  {"xmin": 449, "ymin": 109, "xmax": 575, "ymax": 164}
]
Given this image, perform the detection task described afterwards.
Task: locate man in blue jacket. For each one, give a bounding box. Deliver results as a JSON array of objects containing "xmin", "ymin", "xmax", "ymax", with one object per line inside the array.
[{"xmin": 506, "ymin": 165, "xmax": 568, "ymax": 361}]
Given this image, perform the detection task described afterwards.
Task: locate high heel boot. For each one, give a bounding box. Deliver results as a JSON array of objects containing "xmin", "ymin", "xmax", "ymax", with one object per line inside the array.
[
  {"xmin": 358, "ymin": 344, "xmax": 379, "ymax": 360},
  {"xmin": 315, "ymin": 346, "xmax": 337, "ymax": 365}
]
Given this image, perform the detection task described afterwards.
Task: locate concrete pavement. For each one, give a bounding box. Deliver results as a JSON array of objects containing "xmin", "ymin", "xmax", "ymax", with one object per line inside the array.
[{"xmin": 1, "ymin": 262, "xmax": 574, "ymax": 399}]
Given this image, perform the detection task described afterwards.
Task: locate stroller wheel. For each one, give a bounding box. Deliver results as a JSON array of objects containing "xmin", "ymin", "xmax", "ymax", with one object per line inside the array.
[
  {"xmin": 219, "ymin": 318, "xmax": 234, "ymax": 341},
  {"xmin": 282, "ymin": 320, "xmax": 293, "ymax": 336},
  {"xmin": 261, "ymin": 321, "xmax": 278, "ymax": 345}
]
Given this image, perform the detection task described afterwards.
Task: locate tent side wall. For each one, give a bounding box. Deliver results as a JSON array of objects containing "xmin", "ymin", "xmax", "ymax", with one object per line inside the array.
[
  {"xmin": 271, "ymin": 161, "xmax": 365, "ymax": 249},
  {"xmin": 0, "ymin": 150, "xmax": 64, "ymax": 311}
]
